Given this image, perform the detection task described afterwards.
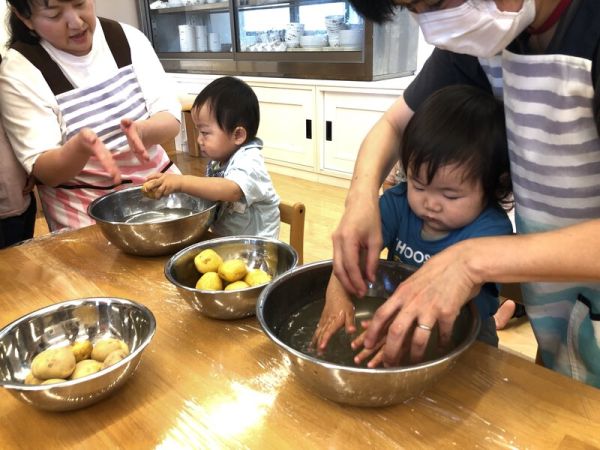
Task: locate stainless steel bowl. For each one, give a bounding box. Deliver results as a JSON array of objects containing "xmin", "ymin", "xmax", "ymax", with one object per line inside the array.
[
  {"xmin": 88, "ymin": 186, "xmax": 218, "ymax": 256},
  {"xmin": 257, "ymin": 260, "xmax": 480, "ymax": 407},
  {"xmin": 165, "ymin": 236, "xmax": 298, "ymax": 320},
  {"xmin": 0, "ymin": 297, "xmax": 156, "ymax": 411}
]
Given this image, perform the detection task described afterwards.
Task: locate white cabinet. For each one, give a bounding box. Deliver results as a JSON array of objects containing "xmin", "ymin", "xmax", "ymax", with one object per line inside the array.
[
  {"xmin": 252, "ymin": 85, "xmax": 316, "ymax": 169},
  {"xmin": 318, "ymin": 89, "xmax": 399, "ymax": 178}
]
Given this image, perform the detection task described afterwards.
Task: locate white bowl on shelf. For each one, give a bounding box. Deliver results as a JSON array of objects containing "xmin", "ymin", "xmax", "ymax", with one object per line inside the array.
[
  {"xmin": 339, "ymin": 29, "xmax": 363, "ymax": 47},
  {"xmin": 300, "ymin": 34, "xmax": 327, "ymax": 49}
]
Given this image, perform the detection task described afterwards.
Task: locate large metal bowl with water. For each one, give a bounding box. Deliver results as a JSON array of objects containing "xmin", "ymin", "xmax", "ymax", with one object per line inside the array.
[
  {"xmin": 88, "ymin": 186, "xmax": 218, "ymax": 256},
  {"xmin": 0, "ymin": 297, "xmax": 156, "ymax": 411},
  {"xmin": 165, "ymin": 236, "xmax": 298, "ymax": 320},
  {"xmin": 256, "ymin": 260, "xmax": 480, "ymax": 407}
]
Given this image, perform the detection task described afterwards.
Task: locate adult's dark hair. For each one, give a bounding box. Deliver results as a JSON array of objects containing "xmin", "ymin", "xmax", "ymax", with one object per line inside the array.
[
  {"xmin": 6, "ymin": 0, "xmax": 41, "ymax": 45},
  {"xmin": 400, "ymin": 84, "xmax": 513, "ymax": 210},
  {"xmin": 192, "ymin": 76, "xmax": 260, "ymax": 145},
  {"xmin": 347, "ymin": 0, "xmax": 398, "ymax": 23}
]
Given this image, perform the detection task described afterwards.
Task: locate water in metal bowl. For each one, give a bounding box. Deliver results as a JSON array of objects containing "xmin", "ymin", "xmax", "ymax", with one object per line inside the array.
[
  {"xmin": 0, "ymin": 297, "xmax": 156, "ymax": 411},
  {"xmin": 87, "ymin": 186, "xmax": 218, "ymax": 256},
  {"xmin": 257, "ymin": 260, "xmax": 480, "ymax": 407}
]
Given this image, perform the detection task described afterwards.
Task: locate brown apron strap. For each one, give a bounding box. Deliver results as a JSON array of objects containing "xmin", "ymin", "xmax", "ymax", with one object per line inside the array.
[
  {"xmin": 98, "ymin": 17, "xmax": 132, "ymax": 68},
  {"xmin": 11, "ymin": 17, "xmax": 132, "ymax": 96},
  {"xmin": 11, "ymin": 41, "xmax": 73, "ymax": 96}
]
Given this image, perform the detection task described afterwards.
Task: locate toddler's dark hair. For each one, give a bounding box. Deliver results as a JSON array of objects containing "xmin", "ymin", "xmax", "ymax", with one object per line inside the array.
[
  {"xmin": 347, "ymin": 0, "xmax": 398, "ymax": 23},
  {"xmin": 400, "ymin": 84, "xmax": 513, "ymax": 210},
  {"xmin": 192, "ymin": 76, "xmax": 259, "ymax": 145}
]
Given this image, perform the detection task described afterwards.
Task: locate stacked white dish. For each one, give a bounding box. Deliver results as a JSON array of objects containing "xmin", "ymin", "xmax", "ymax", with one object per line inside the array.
[
  {"xmin": 285, "ymin": 23, "xmax": 304, "ymax": 49},
  {"xmin": 324, "ymin": 15, "xmax": 344, "ymax": 47}
]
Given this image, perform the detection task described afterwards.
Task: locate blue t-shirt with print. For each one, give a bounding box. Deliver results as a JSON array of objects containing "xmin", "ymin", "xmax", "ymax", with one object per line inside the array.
[{"xmin": 380, "ymin": 183, "xmax": 513, "ymax": 319}]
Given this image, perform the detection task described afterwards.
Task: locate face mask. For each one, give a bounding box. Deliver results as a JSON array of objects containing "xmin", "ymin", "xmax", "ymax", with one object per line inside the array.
[{"xmin": 413, "ymin": 0, "xmax": 536, "ymax": 58}]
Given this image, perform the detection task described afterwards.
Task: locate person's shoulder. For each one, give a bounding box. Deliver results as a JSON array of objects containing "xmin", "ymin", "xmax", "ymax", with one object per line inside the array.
[{"xmin": 114, "ymin": 21, "xmax": 153, "ymax": 48}]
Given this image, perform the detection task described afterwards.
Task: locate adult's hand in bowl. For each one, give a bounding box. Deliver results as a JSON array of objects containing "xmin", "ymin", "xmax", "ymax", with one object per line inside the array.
[
  {"xmin": 361, "ymin": 241, "xmax": 483, "ymax": 366},
  {"xmin": 332, "ymin": 189, "xmax": 383, "ymax": 297}
]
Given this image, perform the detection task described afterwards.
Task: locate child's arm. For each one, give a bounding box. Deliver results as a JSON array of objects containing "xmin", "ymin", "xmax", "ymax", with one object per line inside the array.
[
  {"xmin": 144, "ymin": 173, "xmax": 243, "ymax": 202},
  {"xmin": 33, "ymin": 129, "xmax": 121, "ymax": 187},
  {"xmin": 311, "ymin": 273, "xmax": 356, "ymax": 351}
]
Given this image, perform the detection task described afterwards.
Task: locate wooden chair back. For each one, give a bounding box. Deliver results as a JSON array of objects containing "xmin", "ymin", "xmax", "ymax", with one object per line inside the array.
[{"xmin": 279, "ymin": 200, "xmax": 305, "ymax": 265}]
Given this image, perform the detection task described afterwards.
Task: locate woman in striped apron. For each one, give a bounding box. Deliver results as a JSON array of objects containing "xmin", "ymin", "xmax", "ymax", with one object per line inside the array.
[
  {"xmin": 333, "ymin": 0, "xmax": 600, "ymax": 387},
  {"xmin": 0, "ymin": 0, "xmax": 181, "ymax": 231}
]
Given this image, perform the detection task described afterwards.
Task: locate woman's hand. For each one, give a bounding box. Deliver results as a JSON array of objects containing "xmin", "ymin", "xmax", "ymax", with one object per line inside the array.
[
  {"xmin": 332, "ymin": 191, "xmax": 383, "ymax": 298},
  {"xmin": 362, "ymin": 242, "xmax": 482, "ymax": 366},
  {"xmin": 79, "ymin": 128, "xmax": 121, "ymax": 185},
  {"xmin": 311, "ymin": 275, "xmax": 357, "ymax": 351},
  {"xmin": 121, "ymin": 118, "xmax": 150, "ymax": 163}
]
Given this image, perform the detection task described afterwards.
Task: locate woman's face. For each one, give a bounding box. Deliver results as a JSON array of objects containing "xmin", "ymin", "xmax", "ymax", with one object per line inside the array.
[{"xmin": 19, "ymin": 0, "xmax": 96, "ymax": 56}]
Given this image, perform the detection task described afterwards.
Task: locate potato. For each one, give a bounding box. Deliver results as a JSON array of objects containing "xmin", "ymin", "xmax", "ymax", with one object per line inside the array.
[
  {"xmin": 224, "ymin": 280, "xmax": 250, "ymax": 291},
  {"xmin": 196, "ymin": 271, "xmax": 223, "ymax": 290},
  {"xmin": 70, "ymin": 359, "xmax": 103, "ymax": 379},
  {"xmin": 102, "ymin": 349, "xmax": 129, "ymax": 369},
  {"xmin": 141, "ymin": 182, "xmax": 156, "ymax": 199},
  {"xmin": 244, "ymin": 269, "xmax": 272, "ymax": 287},
  {"xmin": 71, "ymin": 340, "xmax": 93, "ymax": 362},
  {"xmin": 91, "ymin": 338, "xmax": 129, "ymax": 362},
  {"xmin": 24, "ymin": 371, "xmax": 42, "ymax": 385},
  {"xmin": 218, "ymin": 259, "xmax": 247, "ymax": 283},
  {"xmin": 194, "ymin": 249, "xmax": 223, "ymax": 274},
  {"xmin": 31, "ymin": 346, "xmax": 76, "ymax": 380},
  {"xmin": 41, "ymin": 378, "xmax": 66, "ymax": 385}
]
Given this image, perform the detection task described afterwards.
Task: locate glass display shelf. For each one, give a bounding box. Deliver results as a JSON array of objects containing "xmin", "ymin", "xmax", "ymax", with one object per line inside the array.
[{"xmin": 139, "ymin": 0, "xmax": 418, "ymax": 81}]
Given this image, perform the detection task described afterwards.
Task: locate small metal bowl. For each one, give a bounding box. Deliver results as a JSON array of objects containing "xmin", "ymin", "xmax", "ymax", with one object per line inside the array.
[
  {"xmin": 0, "ymin": 297, "xmax": 156, "ymax": 411},
  {"xmin": 165, "ymin": 236, "xmax": 298, "ymax": 320},
  {"xmin": 257, "ymin": 260, "xmax": 480, "ymax": 407},
  {"xmin": 88, "ymin": 186, "xmax": 218, "ymax": 256}
]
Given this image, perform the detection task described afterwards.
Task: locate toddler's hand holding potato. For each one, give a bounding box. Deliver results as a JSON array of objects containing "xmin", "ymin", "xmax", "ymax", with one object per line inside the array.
[{"xmin": 142, "ymin": 173, "xmax": 183, "ymax": 200}]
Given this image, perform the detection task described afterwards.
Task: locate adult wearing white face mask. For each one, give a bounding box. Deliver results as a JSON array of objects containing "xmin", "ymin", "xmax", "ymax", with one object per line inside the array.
[{"xmin": 333, "ymin": 0, "xmax": 600, "ymax": 387}]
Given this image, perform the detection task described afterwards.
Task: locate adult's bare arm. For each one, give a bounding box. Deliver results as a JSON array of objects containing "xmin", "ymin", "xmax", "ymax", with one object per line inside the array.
[
  {"xmin": 332, "ymin": 96, "xmax": 414, "ymax": 297},
  {"xmin": 362, "ymin": 219, "xmax": 600, "ymax": 366}
]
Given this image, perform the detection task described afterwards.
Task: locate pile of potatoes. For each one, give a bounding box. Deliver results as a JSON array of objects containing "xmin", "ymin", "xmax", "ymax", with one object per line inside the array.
[
  {"xmin": 194, "ymin": 248, "xmax": 272, "ymax": 291},
  {"xmin": 24, "ymin": 338, "xmax": 129, "ymax": 385}
]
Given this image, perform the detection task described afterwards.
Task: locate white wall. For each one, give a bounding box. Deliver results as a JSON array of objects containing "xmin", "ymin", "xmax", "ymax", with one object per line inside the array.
[{"xmin": 95, "ymin": 0, "xmax": 140, "ymax": 28}]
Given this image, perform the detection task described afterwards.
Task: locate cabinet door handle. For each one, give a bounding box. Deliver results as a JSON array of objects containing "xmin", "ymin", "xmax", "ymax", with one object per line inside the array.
[
  {"xmin": 306, "ymin": 119, "xmax": 312, "ymax": 140},
  {"xmin": 326, "ymin": 121, "xmax": 332, "ymax": 141}
]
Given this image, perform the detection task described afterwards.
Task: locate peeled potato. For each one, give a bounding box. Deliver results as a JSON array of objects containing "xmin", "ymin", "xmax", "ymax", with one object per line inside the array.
[
  {"xmin": 102, "ymin": 349, "xmax": 129, "ymax": 369},
  {"xmin": 194, "ymin": 249, "xmax": 223, "ymax": 274},
  {"xmin": 31, "ymin": 347, "xmax": 76, "ymax": 380},
  {"xmin": 224, "ymin": 280, "xmax": 250, "ymax": 291},
  {"xmin": 41, "ymin": 378, "xmax": 67, "ymax": 385},
  {"xmin": 244, "ymin": 269, "xmax": 272, "ymax": 287},
  {"xmin": 24, "ymin": 372, "xmax": 42, "ymax": 385},
  {"xmin": 71, "ymin": 340, "xmax": 93, "ymax": 362},
  {"xmin": 196, "ymin": 271, "xmax": 223, "ymax": 290},
  {"xmin": 218, "ymin": 259, "xmax": 247, "ymax": 283},
  {"xmin": 91, "ymin": 338, "xmax": 129, "ymax": 362},
  {"xmin": 141, "ymin": 182, "xmax": 156, "ymax": 199},
  {"xmin": 70, "ymin": 359, "xmax": 103, "ymax": 379}
]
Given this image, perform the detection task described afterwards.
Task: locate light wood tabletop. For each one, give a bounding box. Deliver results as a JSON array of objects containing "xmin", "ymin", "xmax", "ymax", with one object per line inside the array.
[{"xmin": 1, "ymin": 226, "xmax": 599, "ymax": 449}]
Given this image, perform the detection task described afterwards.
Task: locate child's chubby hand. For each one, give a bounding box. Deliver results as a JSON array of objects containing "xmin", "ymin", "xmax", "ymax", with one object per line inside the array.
[
  {"xmin": 142, "ymin": 172, "xmax": 183, "ymax": 199},
  {"xmin": 311, "ymin": 276, "xmax": 357, "ymax": 353}
]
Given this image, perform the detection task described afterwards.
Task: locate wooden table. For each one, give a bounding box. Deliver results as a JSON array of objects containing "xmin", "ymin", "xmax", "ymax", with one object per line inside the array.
[{"xmin": 1, "ymin": 226, "xmax": 599, "ymax": 449}]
